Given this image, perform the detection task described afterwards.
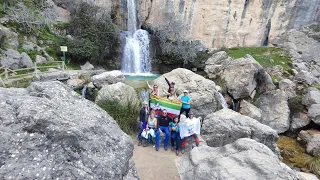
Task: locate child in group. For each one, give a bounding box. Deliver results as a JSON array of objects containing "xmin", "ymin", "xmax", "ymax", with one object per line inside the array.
[{"xmin": 170, "ymin": 116, "xmax": 181, "ymax": 156}]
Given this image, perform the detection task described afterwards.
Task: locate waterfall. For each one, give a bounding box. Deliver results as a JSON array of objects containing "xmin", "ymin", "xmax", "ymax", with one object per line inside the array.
[
  {"xmin": 81, "ymin": 85, "xmax": 87, "ymax": 98},
  {"xmin": 121, "ymin": 0, "xmax": 151, "ymax": 74},
  {"xmin": 218, "ymin": 92, "xmax": 229, "ymax": 109}
]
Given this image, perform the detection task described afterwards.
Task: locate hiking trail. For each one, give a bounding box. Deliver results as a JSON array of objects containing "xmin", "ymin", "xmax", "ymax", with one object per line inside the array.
[{"xmin": 132, "ymin": 140, "xmax": 180, "ymax": 180}]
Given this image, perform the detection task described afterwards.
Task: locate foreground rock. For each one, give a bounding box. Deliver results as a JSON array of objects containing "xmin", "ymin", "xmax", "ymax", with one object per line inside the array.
[
  {"xmin": 92, "ymin": 70, "xmax": 125, "ymax": 89},
  {"xmin": 176, "ymin": 138, "xmax": 298, "ymax": 180},
  {"xmin": 202, "ymin": 109, "xmax": 278, "ymax": 153},
  {"xmin": 153, "ymin": 68, "xmax": 220, "ymax": 117},
  {"xmin": 257, "ymin": 89, "xmax": 290, "ymax": 133},
  {"xmin": 298, "ymin": 130, "xmax": 320, "ymax": 157},
  {"xmin": 0, "ymin": 82, "xmax": 138, "ymax": 179},
  {"xmin": 95, "ymin": 82, "xmax": 140, "ymax": 108},
  {"xmin": 239, "ymin": 100, "xmax": 262, "ymax": 121}
]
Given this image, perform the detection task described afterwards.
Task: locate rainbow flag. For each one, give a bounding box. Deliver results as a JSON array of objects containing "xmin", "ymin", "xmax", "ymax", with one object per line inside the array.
[{"xmin": 150, "ymin": 95, "xmax": 182, "ymax": 118}]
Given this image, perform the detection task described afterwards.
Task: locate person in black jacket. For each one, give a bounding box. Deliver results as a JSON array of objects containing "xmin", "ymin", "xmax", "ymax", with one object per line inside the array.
[
  {"xmin": 138, "ymin": 101, "xmax": 149, "ymax": 146},
  {"xmin": 155, "ymin": 109, "xmax": 173, "ymax": 151}
]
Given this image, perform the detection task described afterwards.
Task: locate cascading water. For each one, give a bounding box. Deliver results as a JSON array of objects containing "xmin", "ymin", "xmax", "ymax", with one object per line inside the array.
[
  {"xmin": 218, "ymin": 92, "xmax": 229, "ymax": 109},
  {"xmin": 121, "ymin": 0, "xmax": 151, "ymax": 74}
]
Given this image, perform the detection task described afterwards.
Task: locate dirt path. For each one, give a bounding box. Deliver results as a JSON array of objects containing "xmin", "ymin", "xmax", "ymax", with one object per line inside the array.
[{"xmin": 132, "ymin": 140, "xmax": 181, "ymax": 180}]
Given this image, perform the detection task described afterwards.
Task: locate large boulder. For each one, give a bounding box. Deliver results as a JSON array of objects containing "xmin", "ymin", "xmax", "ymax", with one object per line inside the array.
[
  {"xmin": 290, "ymin": 113, "xmax": 311, "ymax": 130},
  {"xmin": 176, "ymin": 138, "xmax": 298, "ymax": 180},
  {"xmin": 66, "ymin": 78, "xmax": 86, "ymax": 90},
  {"xmin": 92, "ymin": 70, "xmax": 125, "ymax": 89},
  {"xmin": 298, "ymin": 130, "xmax": 320, "ymax": 157},
  {"xmin": 257, "ymin": 89, "xmax": 290, "ymax": 133},
  {"xmin": 239, "ymin": 100, "xmax": 262, "ymax": 121},
  {"xmin": 0, "ymin": 49, "xmax": 34, "ymax": 69},
  {"xmin": 308, "ymin": 104, "xmax": 320, "ymax": 125},
  {"xmin": 152, "ymin": 68, "xmax": 221, "ymax": 117},
  {"xmin": 219, "ymin": 55, "xmax": 275, "ymax": 99},
  {"xmin": 202, "ymin": 109, "xmax": 278, "ymax": 153},
  {"xmin": 35, "ymin": 55, "xmax": 47, "ymax": 63},
  {"xmin": 204, "ymin": 51, "xmax": 232, "ymax": 78},
  {"xmin": 302, "ymin": 89, "xmax": 320, "ymax": 108},
  {"xmin": 95, "ymin": 82, "xmax": 140, "ymax": 108},
  {"xmin": 80, "ymin": 61, "xmax": 95, "ymax": 70},
  {"xmin": 0, "ymin": 81, "xmax": 138, "ymax": 179},
  {"xmin": 279, "ymin": 79, "xmax": 296, "ymax": 99}
]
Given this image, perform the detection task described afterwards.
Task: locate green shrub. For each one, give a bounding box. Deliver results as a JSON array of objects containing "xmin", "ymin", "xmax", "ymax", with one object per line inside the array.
[
  {"xmin": 66, "ymin": 2, "xmax": 119, "ymax": 66},
  {"xmin": 288, "ymin": 94, "xmax": 304, "ymax": 113},
  {"xmin": 97, "ymin": 100, "xmax": 140, "ymax": 135}
]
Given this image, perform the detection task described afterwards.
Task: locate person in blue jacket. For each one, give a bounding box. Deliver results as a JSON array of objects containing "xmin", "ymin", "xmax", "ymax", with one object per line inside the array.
[
  {"xmin": 180, "ymin": 90, "xmax": 191, "ymax": 118},
  {"xmin": 170, "ymin": 116, "xmax": 181, "ymax": 156}
]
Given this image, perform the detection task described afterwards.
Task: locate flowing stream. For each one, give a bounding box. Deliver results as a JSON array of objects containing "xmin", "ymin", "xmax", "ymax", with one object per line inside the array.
[
  {"xmin": 121, "ymin": 0, "xmax": 151, "ymax": 74},
  {"xmin": 218, "ymin": 92, "xmax": 229, "ymax": 109}
]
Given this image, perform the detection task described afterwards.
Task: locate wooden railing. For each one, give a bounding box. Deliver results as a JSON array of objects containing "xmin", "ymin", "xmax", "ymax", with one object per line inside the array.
[{"xmin": 0, "ymin": 61, "xmax": 66, "ymax": 86}]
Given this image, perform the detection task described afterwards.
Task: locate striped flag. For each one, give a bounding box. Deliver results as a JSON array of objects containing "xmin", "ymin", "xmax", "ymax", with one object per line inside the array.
[{"xmin": 150, "ymin": 95, "xmax": 182, "ymax": 118}]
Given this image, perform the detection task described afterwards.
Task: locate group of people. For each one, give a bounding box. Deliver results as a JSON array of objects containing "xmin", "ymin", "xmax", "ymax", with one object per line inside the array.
[{"xmin": 138, "ymin": 77, "xmax": 200, "ymax": 156}]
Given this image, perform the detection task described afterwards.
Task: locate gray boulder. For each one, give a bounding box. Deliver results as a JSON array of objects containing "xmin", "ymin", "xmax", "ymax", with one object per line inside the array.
[
  {"xmin": 202, "ymin": 109, "xmax": 279, "ymax": 153},
  {"xmin": 80, "ymin": 61, "xmax": 95, "ymax": 70},
  {"xmin": 0, "ymin": 24, "xmax": 19, "ymax": 49},
  {"xmin": 220, "ymin": 55, "xmax": 275, "ymax": 99},
  {"xmin": 36, "ymin": 55, "xmax": 47, "ymax": 63},
  {"xmin": 257, "ymin": 89, "xmax": 290, "ymax": 133},
  {"xmin": 66, "ymin": 78, "xmax": 86, "ymax": 90},
  {"xmin": 0, "ymin": 81, "xmax": 138, "ymax": 179},
  {"xmin": 291, "ymin": 113, "xmax": 311, "ymax": 130},
  {"xmin": 0, "ymin": 49, "xmax": 34, "ymax": 69},
  {"xmin": 176, "ymin": 138, "xmax": 298, "ymax": 180},
  {"xmin": 204, "ymin": 51, "xmax": 232, "ymax": 78},
  {"xmin": 298, "ymin": 130, "xmax": 320, "ymax": 157},
  {"xmin": 95, "ymin": 82, "xmax": 140, "ymax": 108},
  {"xmin": 92, "ymin": 70, "xmax": 125, "ymax": 89},
  {"xmin": 239, "ymin": 100, "xmax": 262, "ymax": 121},
  {"xmin": 153, "ymin": 68, "xmax": 221, "ymax": 118},
  {"xmin": 279, "ymin": 79, "xmax": 296, "ymax": 99},
  {"xmin": 294, "ymin": 70, "xmax": 315, "ymax": 85},
  {"xmin": 302, "ymin": 89, "xmax": 320, "ymax": 108},
  {"xmin": 308, "ymin": 104, "xmax": 320, "ymax": 125}
]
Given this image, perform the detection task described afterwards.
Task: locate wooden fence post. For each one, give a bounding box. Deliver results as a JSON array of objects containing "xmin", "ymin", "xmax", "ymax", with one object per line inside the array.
[
  {"xmin": 34, "ymin": 62, "xmax": 38, "ymax": 77},
  {"xmin": 4, "ymin": 68, "xmax": 8, "ymax": 80}
]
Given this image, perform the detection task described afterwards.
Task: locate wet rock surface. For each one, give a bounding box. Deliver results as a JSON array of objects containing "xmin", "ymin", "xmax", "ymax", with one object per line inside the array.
[{"xmin": 0, "ymin": 81, "xmax": 138, "ymax": 179}]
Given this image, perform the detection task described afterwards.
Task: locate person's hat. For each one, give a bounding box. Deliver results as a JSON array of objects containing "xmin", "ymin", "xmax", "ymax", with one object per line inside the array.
[
  {"xmin": 183, "ymin": 90, "xmax": 188, "ymax": 93},
  {"xmin": 143, "ymin": 101, "xmax": 148, "ymax": 105}
]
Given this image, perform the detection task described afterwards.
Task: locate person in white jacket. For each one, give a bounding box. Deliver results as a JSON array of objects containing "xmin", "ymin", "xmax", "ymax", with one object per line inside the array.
[{"xmin": 179, "ymin": 111, "xmax": 201, "ymax": 154}]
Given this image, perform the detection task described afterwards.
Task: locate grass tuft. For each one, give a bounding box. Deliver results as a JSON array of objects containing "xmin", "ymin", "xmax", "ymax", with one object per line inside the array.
[
  {"xmin": 278, "ymin": 136, "xmax": 320, "ymax": 176},
  {"xmin": 97, "ymin": 100, "xmax": 140, "ymax": 135}
]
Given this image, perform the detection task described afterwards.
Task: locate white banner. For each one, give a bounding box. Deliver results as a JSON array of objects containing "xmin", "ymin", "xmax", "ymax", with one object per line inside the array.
[{"xmin": 179, "ymin": 117, "xmax": 201, "ymax": 139}]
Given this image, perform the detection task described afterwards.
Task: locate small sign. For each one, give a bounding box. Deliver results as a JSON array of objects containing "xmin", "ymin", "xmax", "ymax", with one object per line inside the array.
[{"xmin": 60, "ymin": 46, "xmax": 68, "ymax": 52}]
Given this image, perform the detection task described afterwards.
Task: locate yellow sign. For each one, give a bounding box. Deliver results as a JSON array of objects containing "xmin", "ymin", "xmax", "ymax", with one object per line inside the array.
[{"xmin": 60, "ymin": 46, "xmax": 68, "ymax": 52}]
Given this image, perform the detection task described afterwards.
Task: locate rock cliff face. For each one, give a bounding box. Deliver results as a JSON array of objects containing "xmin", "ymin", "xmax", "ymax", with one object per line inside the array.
[{"xmin": 137, "ymin": 0, "xmax": 320, "ymax": 49}]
